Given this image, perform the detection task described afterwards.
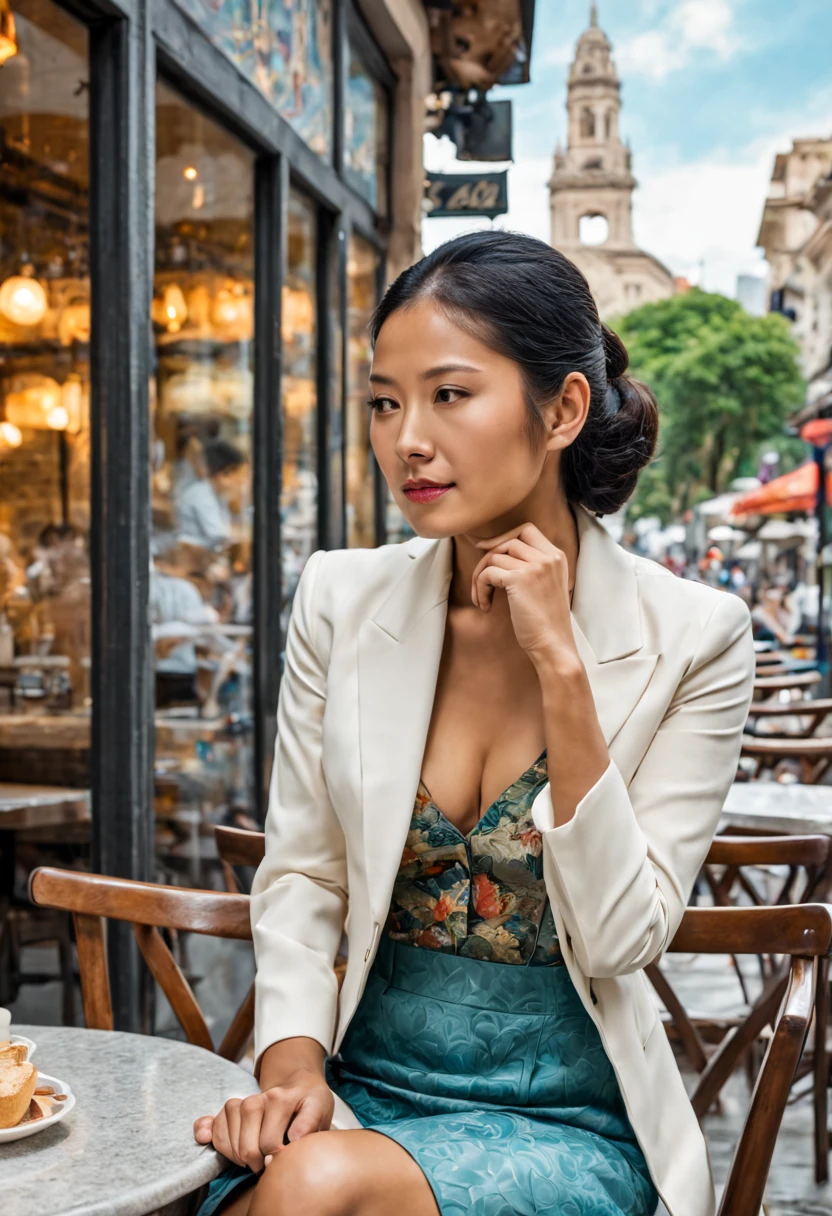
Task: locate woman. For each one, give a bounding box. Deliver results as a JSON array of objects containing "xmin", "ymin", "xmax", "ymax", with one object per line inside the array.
[{"xmin": 194, "ymin": 232, "xmax": 754, "ymax": 1216}]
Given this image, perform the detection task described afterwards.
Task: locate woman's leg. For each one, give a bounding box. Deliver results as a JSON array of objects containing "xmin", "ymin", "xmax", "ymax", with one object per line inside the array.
[{"xmin": 248, "ymin": 1129, "xmax": 441, "ymax": 1216}]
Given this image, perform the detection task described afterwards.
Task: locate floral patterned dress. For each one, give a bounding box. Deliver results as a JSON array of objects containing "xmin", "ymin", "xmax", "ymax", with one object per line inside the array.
[
  {"xmin": 385, "ymin": 747, "xmax": 561, "ymax": 966},
  {"xmin": 197, "ymin": 749, "xmax": 659, "ymax": 1216}
]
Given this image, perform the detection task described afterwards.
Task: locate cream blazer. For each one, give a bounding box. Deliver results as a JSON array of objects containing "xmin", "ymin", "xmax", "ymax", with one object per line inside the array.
[{"xmin": 250, "ymin": 504, "xmax": 755, "ymax": 1216}]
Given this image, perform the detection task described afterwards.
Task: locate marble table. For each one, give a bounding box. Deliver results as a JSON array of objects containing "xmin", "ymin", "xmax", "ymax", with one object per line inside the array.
[
  {"xmin": 1, "ymin": 1025, "xmax": 258, "ymax": 1216},
  {"xmin": 721, "ymin": 780, "xmax": 832, "ymax": 835}
]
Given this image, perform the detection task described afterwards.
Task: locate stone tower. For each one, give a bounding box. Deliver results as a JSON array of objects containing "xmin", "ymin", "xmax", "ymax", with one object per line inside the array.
[{"xmin": 549, "ymin": 4, "xmax": 674, "ymax": 318}]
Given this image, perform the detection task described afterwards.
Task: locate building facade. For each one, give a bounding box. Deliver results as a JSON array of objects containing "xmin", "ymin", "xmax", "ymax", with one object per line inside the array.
[
  {"xmin": 548, "ymin": 4, "xmax": 674, "ymax": 319},
  {"xmin": 757, "ymin": 138, "xmax": 832, "ymax": 422},
  {"xmin": 0, "ymin": 0, "xmax": 436, "ymax": 1023}
]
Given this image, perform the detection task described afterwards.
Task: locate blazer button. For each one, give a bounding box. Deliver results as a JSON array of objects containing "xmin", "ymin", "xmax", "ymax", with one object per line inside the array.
[{"xmin": 364, "ymin": 945, "xmax": 371, "ymax": 961}]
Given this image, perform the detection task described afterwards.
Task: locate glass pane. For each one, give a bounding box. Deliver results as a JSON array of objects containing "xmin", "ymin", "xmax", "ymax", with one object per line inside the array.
[
  {"xmin": 328, "ymin": 234, "xmax": 344, "ymax": 547},
  {"xmin": 151, "ymin": 83, "xmax": 257, "ymax": 897},
  {"xmin": 0, "ymin": 4, "xmax": 91, "ymax": 782},
  {"xmin": 173, "ymin": 0, "xmax": 333, "ymax": 159},
  {"xmin": 346, "ymin": 235, "xmax": 379, "ymax": 548},
  {"xmin": 345, "ymin": 48, "xmax": 387, "ymax": 212},
  {"xmin": 281, "ymin": 190, "xmax": 318, "ymax": 638}
]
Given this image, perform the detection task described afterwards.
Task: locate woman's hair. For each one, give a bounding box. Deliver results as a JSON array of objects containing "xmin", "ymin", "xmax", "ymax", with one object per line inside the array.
[{"xmin": 369, "ymin": 231, "xmax": 659, "ymax": 516}]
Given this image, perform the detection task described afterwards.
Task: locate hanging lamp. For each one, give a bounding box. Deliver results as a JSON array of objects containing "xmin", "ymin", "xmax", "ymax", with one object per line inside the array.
[{"xmin": 0, "ymin": 1, "xmax": 17, "ymax": 66}]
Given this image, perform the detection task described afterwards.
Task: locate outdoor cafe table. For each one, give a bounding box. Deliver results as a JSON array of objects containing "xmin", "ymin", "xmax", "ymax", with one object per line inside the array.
[
  {"xmin": 1, "ymin": 1024, "xmax": 258, "ymax": 1216},
  {"xmin": 721, "ymin": 780, "xmax": 832, "ymax": 835}
]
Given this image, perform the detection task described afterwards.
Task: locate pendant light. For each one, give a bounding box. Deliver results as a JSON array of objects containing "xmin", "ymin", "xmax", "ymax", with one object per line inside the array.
[
  {"xmin": 0, "ymin": 272, "xmax": 47, "ymax": 327},
  {"xmin": 0, "ymin": 1, "xmax": 17, "ymax": 66}
]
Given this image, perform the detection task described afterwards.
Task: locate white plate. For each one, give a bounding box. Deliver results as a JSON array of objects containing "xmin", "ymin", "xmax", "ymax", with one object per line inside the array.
[
  {"xmin": 0, "ymin": 1071, "xmax": 75, "ymax": 1143},
  {"xmin": 9, "ymin": 1035, "xmax": 36, "ymax": 1061}
]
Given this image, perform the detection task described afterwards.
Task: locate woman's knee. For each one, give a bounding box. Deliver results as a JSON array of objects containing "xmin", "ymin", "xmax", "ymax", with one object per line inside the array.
[{"xmin": 248, "ymin": 1133, "xmax": 360, "ymax": 1216}]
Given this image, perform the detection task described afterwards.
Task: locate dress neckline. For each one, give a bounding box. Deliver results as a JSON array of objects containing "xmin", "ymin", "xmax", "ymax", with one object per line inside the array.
[{"xmin": 418, "ymin": 747, "xmax": 548, "ymax": 841}]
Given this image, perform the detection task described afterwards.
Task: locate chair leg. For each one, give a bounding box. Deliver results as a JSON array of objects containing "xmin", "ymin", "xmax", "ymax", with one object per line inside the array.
[
  {"xmin": 58, "ymin": 917, "xmax": 75, "ymax": 1028},
  {"xmin": 814, "ymin": 955, "xmax": 830, "ymax": 1184}
]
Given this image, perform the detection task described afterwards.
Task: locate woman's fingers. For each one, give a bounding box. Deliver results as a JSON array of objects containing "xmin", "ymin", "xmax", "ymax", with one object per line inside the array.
[
  {"xmin": 259, "ymin": 1089, "xmax": 298, "ymax": 1157},
  {"xmin": 193, "ymin": 1115, "xmax": 213, "ymax": 1144},
  {"xmin": 473, "ymin": 522, "xmax": 548, "ymax": 552},
  {"xmin": 285, "ymin": 1092, "xmax": 329, "ymax": 1143},
  {"xmin": 237, "ymin": 1095, "xmax": 268, "ymax": 1173},
  {"xmin": 473, "ymin": 553, "xmax": 523, "ymax": 610},
  {"xmin": 211, "ymin": 1101, "xmax": 240, "ymax": 1165}
]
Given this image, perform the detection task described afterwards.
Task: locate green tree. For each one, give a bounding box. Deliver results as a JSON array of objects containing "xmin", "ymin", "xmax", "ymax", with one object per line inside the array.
[{"xmin": 610, "ymin": 289, "xmax": 805, "ymax": 523}]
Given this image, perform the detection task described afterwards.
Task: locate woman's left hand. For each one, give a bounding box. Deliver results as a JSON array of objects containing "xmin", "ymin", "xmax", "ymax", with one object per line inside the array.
[{"xmin": 471, "ymin": 523, "xmax": 580, "ymax": 667}]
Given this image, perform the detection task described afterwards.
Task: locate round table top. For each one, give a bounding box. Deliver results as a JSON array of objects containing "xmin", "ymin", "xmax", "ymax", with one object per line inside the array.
[
  {"xmin": 1, "ymin": 1025, "xmax": 258, "ymax": 1216},
  {"xmin": 722, "ymin": 780, "xmax": 832, "ymax": 835}
]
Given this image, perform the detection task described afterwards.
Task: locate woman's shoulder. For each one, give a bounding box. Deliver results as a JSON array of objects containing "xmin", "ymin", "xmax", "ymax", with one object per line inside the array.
[
  {"xmin": 308, "ymin": 537, "xmax": 426, "ymax": 624},
  {"xmin": 629, "ymin": 551, "xmax": 752, "ymax": 644}
]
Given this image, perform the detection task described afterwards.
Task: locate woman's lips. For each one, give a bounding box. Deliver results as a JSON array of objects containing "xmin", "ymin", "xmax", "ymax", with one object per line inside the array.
[{"xmin": 402, "ymin": 484, "xmax": 454, "ymax": 503}]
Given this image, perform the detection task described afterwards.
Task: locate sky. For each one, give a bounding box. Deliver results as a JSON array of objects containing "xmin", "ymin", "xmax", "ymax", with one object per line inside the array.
[{"xmin": 422, "ymin": 0, "xmax": 832, "ymax": 298}]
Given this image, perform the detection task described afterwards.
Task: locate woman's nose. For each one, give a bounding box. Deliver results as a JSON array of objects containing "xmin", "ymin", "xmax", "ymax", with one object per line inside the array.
[{"xmin": 394, "ymin": 414, "xmax": 433, "ymax": 462}]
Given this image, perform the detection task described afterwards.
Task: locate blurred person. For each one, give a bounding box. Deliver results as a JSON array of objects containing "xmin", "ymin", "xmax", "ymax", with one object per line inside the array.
[
  {"xmin": 177, "ymin": 439, "xmax": 248, "ymax": 552},
  {"xmin": 193, "ymin": 233, "xmax": 752, "ymax": 1216}
]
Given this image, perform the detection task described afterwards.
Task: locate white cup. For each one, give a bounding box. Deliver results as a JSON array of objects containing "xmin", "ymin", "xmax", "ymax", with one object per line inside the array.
[{"xmin": 0, "ymin": 1008, "xmax": 11, "ymax": 1039}]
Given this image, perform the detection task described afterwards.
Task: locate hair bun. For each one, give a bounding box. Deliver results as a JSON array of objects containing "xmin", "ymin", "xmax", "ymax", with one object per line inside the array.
[{"xmin": 601, "ymin": 323, "xmax": 629, "ymax": 381}]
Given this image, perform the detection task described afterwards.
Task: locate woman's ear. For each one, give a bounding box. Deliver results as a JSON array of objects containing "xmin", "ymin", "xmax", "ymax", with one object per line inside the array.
[{"xmin": 544, "ymin": 372, "xmax": 591, "ymax": 452}]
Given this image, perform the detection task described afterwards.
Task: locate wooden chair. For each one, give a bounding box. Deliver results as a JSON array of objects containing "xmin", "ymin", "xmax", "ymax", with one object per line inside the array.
[
  {"xmin": 214, "ymin": 824, "xmax": 264, "ymax": 895},
  {"xmin": 667, "ymin": 903, "xmax": 830, "ymax": 1214},
  {"xmin": 746, "ymin": 697, "xmax": 832, "ymax": 739},
  {"xmin": 29, "ymin": 868, "xmax": 255, "ymax": 1063},
  {"xmin": 651, "ymin": 834, "xmax": 832, "ymax": 1182},
  {"xmin": 740, "ymin": 733, "xmax": 832, "ymax": 784},
  {"xmin": 753, "ymin": 670, "xmax": 821, "ymax": 699},
  {"xmin": 28, "ymin": 864, "xmax": 832, "ymax": 1216}
]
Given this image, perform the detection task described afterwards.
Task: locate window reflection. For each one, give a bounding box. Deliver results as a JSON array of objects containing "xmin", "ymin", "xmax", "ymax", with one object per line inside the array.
[
  {"xmin": 151, "ymin": 82, "xmax": 256, "ymax": 876},
  {"xmin": 173, "ymin": 0, "xmax": 333, "ymax": 159},
  {"xmin": 346, "ymin": 236, "xmax": 379, "ymax": 548},
  {"xmin": 345, "ymin": 48, "xmax": 387, "ymax": 212},
  {"xmin": 0, "ymin": 2, "xmax": 91, "ymax": 778},
  {"xmin": 281, "ymin": 190, "xmax": 318, "ymax": 636}
]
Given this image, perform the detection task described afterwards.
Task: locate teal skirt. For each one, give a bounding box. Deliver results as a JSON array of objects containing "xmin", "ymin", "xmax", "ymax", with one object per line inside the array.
[{"xmin": 197, "ymin": 938, "xmax": 658, "ymax": 1215}]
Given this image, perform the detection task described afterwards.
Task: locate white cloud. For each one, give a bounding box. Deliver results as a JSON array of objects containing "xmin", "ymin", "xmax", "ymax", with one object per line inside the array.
[{"xmin": 617, "ymin": 0, "xmax": 739, "ymax": 81}]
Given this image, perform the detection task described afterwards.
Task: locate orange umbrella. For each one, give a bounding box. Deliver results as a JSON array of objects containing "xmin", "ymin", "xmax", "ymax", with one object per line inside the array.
[{"xmin": 729, "ymin": 461, "xmax": 832, "ymax": 518}]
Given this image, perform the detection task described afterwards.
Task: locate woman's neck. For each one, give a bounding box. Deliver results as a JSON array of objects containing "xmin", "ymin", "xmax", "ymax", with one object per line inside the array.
[{"xmin": 448, "ymin": 498, "xmax": 580, "ymax": 610}]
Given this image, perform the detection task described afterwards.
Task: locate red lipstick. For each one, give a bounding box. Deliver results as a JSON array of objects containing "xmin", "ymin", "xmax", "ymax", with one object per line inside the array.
[{"xmin": 402, "ymin": 478, "xmax": 455, "ymax": 504}]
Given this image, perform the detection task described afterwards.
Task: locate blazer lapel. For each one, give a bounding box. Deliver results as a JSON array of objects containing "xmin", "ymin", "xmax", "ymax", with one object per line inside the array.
[
  {"xmin": 357, "ymin": 537, "xmax": 453, "ymax": 924},
  {"xmin": 569, "ymin": 507, "xmax": 659, "ymax": 749},
  {"xmin": 357, "ymin": 509, "xmax": 659, "ymax": 915}
]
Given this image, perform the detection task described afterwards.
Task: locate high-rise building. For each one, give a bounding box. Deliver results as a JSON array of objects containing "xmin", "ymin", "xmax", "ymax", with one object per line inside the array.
[{"xmin": 548, "ymin": 4, "xmax": 674, "ymax": 318}]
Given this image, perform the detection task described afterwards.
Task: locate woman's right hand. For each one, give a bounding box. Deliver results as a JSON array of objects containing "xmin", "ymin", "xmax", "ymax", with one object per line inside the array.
[{"xmin": 193, "ymin": 1068, "xmax": 335, "ymax": 1173}]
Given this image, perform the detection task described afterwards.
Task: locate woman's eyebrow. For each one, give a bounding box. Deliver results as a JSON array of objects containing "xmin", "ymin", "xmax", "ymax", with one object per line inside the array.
[{"xmin": 369, "ymin": 363, "xmax": 482, "ymax": 386}]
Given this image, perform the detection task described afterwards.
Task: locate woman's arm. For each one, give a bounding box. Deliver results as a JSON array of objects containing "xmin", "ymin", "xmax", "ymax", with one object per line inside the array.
[
  {"xmin": 469, "ymin": 522, "xmax": 754, "ymax": 981},
  {"xmin": 532, "ymin": 590, "xmax": 754, "ymax": 978},
  {"xmin": 249, "ymin": 548, "xmax": 348, "ymax": 1072}
]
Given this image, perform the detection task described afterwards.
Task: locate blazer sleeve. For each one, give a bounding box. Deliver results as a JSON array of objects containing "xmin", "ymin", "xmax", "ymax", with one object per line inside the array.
[
  {"xmin": 249, "ymin": 548, "xmax": 348, "ymax": 1068},
  {"xmin": 532, "ymin": 590, "xmax": 755, "ymax": 979}
]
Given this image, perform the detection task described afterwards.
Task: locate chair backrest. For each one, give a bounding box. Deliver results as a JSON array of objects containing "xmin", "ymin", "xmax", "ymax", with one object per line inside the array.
[
  {"xmin": 668, "ymin": 903, "xmax": 831, "ymax": 1216},
  {"xmin": 29, "ymin": 867, "xmax": 254, "ymax": 1062},
  {"xmin": 32, "ymin": 865, "xmax": 829, "ymax": 1215}
]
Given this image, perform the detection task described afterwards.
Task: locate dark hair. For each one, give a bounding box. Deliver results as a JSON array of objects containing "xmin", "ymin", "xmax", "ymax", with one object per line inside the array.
[
  {"xmin": 203, "ymin": 439, "xmax": 246, "ymax": 479},
  {"xmin": 369, "ymin": 231, "xmax": 659, "ymax": 516}
]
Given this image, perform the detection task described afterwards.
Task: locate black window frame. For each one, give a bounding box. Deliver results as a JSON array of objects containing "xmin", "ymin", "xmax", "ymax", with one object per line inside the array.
[{"xmin": 31, "ymin": 0, "xmax": 395, "ymax": 1028}]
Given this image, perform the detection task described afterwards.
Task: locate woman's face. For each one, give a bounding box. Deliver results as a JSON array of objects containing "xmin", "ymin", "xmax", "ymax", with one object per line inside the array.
[{"xmin": 369, "ymin": 299, "xmax": 586, "ymax": 539}]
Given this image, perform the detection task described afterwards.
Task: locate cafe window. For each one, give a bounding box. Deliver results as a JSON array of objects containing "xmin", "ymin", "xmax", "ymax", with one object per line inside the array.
[
  {"xmin": 346, "ymin": 234, "xmax": 379, "ymax": 548},
  {"xmin": 0, "ymin": 0, "xmax": 91, "ymax": 775},
  {"xmin": 150, "ymin": 81, "xmax": 257, "ymax": 867},
  {"xmin": 345, "ymin": 44, "xmax": 388, "ymax": 213},
  {"xmin": 173, "ymin": 0, "xmax": 334, "ymax": 159},
  {"xmin": 281, "ymin": 189, "xmax": 318, "ymax": 633}
]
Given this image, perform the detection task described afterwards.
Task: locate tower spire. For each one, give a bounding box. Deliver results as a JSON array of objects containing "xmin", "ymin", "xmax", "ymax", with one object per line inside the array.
[{"xmin": 590, "ymin": 2, "xmax": 598, "ymax": 27}]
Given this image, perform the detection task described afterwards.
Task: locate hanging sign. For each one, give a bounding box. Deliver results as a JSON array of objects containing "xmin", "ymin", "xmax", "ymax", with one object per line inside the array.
[{"xmin": 424, "ymin": 171, "xmax": 508, "ymax": 220}]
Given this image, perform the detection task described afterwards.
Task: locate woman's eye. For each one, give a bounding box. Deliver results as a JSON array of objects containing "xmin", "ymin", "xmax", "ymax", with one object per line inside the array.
[
  {"xmin": 435, "ymin": 386, "xmax": 467, "ymax": 405},
  {"xmin": 366, "ymin": 396, "xmax": 397, "ymax": 414}
]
